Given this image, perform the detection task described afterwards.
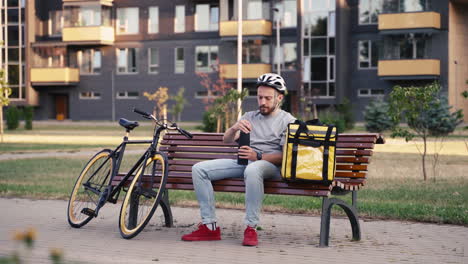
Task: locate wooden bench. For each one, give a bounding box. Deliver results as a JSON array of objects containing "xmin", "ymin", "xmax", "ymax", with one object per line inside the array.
[{"xmin": 114, "ymin": 132, "xmax": 384, "ymax": 247}]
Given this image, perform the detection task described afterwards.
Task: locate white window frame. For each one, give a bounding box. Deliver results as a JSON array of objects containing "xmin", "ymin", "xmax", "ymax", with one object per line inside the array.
[
  {"xmin": 358, "ymin": 88, "xmax": 385, "ymax": 97},
  {"xmin": 48, "ymin": 10, "xmax": 63, "ymax": 36},
  {"xmin": 195, "ymin": 45, "xmax": 218, "ymax": 72},
  {"xmin": 148, "ymin": 6, "xmax": 159, "ymax": 34},
  {"xmin": 117, "ymin": 7, "xmax": 139, "ymax": 35},
  {"xmin": 358, "ymin": 0, "xmax": 379, "ymax": 25},
  {"xmin": 148, "ymin": 47, "xmax": 159, "ymax": 74},
  {"xmin": 175, "ymin": 47, "xmax": 185, "ymax": 74},
  {"xmin": 116, "ymin": 48, "xmax": 138, "ymax": 74},
  {"xmin": 174, "ymin": 5, "xmax": 185, "ymax": 33},
  {"xmin": 79, "ymin": 91, "xmax": 101, "ymax": 100},
  {"xmin": 78, "ymin": 49, "xmax": 101, "ymax": 75},
  {"xmin": 116, "ymin": 91, "xmax": 139, "ymax": 99},
  {"xmin": 358, "ymin": 40, "xmax": 377, "ymax": 70}
]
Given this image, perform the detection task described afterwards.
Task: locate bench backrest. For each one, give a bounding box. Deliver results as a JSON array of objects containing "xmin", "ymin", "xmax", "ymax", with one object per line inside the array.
[{"xmin": 157, "ymin": 132, "xmax": 384, "ymax": 196}]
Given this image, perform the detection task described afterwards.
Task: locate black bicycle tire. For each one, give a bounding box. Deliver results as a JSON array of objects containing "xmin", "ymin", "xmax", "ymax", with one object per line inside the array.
[
  {"xmin": 67, "ymin": 149, "xmax": 114, "ymax": 228},
  {"xmin": 118, "ymin": 152, "xmax": 168, "ymax": 239}
]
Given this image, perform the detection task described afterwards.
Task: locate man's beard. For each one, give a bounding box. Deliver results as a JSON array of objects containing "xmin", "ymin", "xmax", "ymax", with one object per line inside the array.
[{"xmin": 259, "ymin": 105, "xmax": 276, "ymax": 115}]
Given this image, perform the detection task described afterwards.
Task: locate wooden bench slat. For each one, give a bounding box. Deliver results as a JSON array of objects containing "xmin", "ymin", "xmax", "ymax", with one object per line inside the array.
[
  {"xmin": 167, "ymin": 164, "xmax": 367, "ymax": 173},
  {"xmin": 336, "ymin": 142, "xmax": 374, "ymax": 149},
  {"xmin": 336, "ymin": 157, "xmax": 369, "ymax": 163},
  {"xmin": 168, "ymin": 153, "xmax": 237, "ymax": 159},
  {"xmin": 161, "ymin": 140, "xmax": 238, "ymax": 147},
  {"xmin": 161, "ymin": 146, "xmax": 238, "ymax": 153}
]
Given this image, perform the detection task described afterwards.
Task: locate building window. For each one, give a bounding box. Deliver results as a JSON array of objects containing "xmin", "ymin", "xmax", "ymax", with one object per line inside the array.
[
  {"xmin": 381, "ymin": 33, "xmax": 429, "ymax": 60},
  {"xmin": 303, "ymin": 0, "xmax": 335, "ymax": 98},
  {"xmin": 274, "ymin": 42, "xmax": 297, "ymax": 71},
  {"xmin": 148, "ymin": 6, "xmax": 159, "ymax": 34},
  {"xmin": 48, "ymin": 10, "xmax": 63, "ymax": 36},
  {"xmin": 195, "ymin": 90, "xmax": 221, "ymax": 99},
  {"xmin": 242, "ymin": 39, "xmax": 270, "ymax": 64},
  {"xmin": 117, "ymin": 48, "xmax": 138, "ymax": 73},
  {"xmin": 78, "ymin": 49, "xmax": 101, "ymax": 74},
  {"xmin": 148, "ymin": 48, "xmax": 159, "ymax": 74},
  {"xmin": 195, "ymin": 4, "xmax": 219, "ymax": 31},
  {"xmin": 358, "ymin": 89, "xmax": 385, "ymax": 97},
  {"xmin": 79, "ymin": 91, "xmax": 101, "ymax": 99},
  {"xmin": 358, "ymin": 40, "xmax": 378, "ymax": 69},
  {"xmin": 359, "ymin": 0, "xmax": 381, "ymax": 25},
  {"xmin": 175, "ymin": 47, "xmax": 184, "ymax": 73},
  {"xmin": 274, "ymin": 0, "xmax": 297, "ymax": 28},
  {"xmin": 174, "ymin": 5, "xmax": 185, "ymax": 33},
  {"xmin": 117, "ymin": 91, "xmax": 139, "ymax": 99},
  {"xmin": 117, "ymin": 7, "xmax": 139, "ymax": 34},
  {"xmin": 195, "ymin": 46, "xmax": 218, "ymax": 72}
]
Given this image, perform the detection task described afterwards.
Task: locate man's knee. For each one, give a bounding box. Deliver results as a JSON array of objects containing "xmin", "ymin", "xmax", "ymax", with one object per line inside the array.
[
  {"xmin": 192, "ymin": 161, "xmax": 207, "ymax": 180},
  {"xmin": 243, "ymin": 162, "xmax": 265, "ymax": 183}
]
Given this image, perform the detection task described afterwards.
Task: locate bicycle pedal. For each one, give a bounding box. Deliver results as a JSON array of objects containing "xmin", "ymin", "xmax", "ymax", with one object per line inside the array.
[{"xmin": 81, "ymin": 208, "xmax": 97, "ymax": 217}]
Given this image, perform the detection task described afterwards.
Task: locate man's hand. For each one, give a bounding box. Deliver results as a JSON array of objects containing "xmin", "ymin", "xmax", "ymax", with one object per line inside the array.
[
  {"xmin": 232, "ymin": 119, "xmax": 252, "ymax": 133},
  {"xmin": 238, "ymin": 146, "xmax": 257, "ymax": 161}
]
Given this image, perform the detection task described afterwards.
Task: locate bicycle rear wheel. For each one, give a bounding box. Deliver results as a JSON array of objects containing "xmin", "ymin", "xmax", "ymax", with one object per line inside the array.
[
  {"xmin": 119, "ymin": 153, "xmax": 168, "ymax": 239},
  {"xmin": 67, "ymin": 149, "xmax": 113, "ymax": 228}
]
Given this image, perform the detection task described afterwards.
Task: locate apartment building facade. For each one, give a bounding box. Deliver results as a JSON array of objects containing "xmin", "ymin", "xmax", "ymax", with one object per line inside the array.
[{"xmin": 2, "ymin": 0, "xmax": 467, "ymax": 121}]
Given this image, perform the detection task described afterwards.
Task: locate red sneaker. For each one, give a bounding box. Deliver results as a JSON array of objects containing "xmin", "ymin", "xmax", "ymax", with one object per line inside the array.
[
  {"xmin": 181, "ymin": 223, "xmax": 221, "ymax": 241},
  {"xmin": 242, "ymin": 226, "xmax": 258, "ymax": 246}
]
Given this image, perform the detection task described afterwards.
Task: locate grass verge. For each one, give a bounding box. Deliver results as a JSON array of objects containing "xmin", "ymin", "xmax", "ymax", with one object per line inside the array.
[{"xmin": 0, "ymin": 152, "xmax": 466, "ymax": 226}]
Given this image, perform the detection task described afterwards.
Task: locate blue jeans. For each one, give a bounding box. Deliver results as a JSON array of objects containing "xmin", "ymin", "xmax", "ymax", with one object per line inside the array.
[{"xmin": 192, "ymin": 159, "xmax": 281, "ymax": 227}]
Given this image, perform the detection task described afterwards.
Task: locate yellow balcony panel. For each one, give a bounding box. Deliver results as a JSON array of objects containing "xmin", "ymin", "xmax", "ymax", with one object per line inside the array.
[
  {"xmin": 220, "ymin": 64, "xmax": 271, "ymax": 79},
  {"xmin": 31, "ymin": 68, "xmax": 80, "ymax": 85},
  {"xmin": 378, "ymin": 59, "xmax": 440, "ymax": 79},
  {"xmin": 63, "ymin": 0, "xmax": 113, "ymax": 6},
  {"xmin": 220, "ymin": 20, "xmax": 272, "ymax": 37},
  {"xmin": 378, "ymin": 12, "xmax": 441, "ymax": 31},
  {"xmin": 62, "ymin": 26, "xmax": 114, "ymax": 45}
]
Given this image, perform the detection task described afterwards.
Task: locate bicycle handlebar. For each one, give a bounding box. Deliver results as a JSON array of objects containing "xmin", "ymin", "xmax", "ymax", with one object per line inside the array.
[
  {"xmin": 173, "ymin": 124, "xmax": 193, "ymax": 139},
  {"xmin": 133, "ymin": 108, "xmax": 152, "ymax": 119}
]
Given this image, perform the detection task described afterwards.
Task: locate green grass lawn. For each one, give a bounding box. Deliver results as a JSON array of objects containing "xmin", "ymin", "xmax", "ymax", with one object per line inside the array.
[{"xmin": 0, "ymin": 152, "xmax": 466, "ymax": 225}]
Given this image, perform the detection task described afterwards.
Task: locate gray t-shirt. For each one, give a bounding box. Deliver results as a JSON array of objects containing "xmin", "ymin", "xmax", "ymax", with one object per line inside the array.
[{"xmin": 240, "ymin": 110, "xmax": 296, "ymax": 154}]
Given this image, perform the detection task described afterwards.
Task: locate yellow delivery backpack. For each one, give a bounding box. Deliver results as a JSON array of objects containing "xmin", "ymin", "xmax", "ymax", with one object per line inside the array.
[{"xmin": 281, "ymin": 119, "xmax": 337, "ymax": 185}]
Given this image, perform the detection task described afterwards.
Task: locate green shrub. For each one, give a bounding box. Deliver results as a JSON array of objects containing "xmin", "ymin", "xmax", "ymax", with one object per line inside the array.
[
  {"xmin": 199, "ymin": 111, "xmax": 217, "ymax": 132},
  {"xmin": 364, "ymin": 98, "xmax": 395, "ymax": 133},
  {"xmin": 6, "ymin": 106, "xmax": 20, "ymax": 130},
  {"xmin": 336, "ymin": 98, "xmax": 355, "ymax": 130},
  {"xmin": 24, "ymin": 106, "xmax": 34, "ymax": 130},
  {"xmin": 318, "ymin": 109, "xmax": 346, "ymax": 133}
]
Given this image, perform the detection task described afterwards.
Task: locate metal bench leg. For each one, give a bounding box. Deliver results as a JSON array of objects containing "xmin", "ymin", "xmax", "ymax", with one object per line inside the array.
[
  {"xmin": 159, "ymin": 189, "xmax": 173, "ymax": 227},
  {"xmin": 319, "ymin": 197, "xmax": 361, "ymax": 247}
]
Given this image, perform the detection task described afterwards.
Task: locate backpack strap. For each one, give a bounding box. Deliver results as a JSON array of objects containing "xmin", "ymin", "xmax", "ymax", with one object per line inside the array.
[{"xmin": 321, "ymin": 125, "xmax": 334, "ymax": 185}]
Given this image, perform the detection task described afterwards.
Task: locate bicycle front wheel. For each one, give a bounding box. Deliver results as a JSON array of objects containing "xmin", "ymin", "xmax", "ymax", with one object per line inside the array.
[
  {"xmin": 67, "ymin": 149, "xmax": 113, "ymax": 228},
  {"xmin": 119, "ymin": 153, "xmax": 168, "ymax": 239}
]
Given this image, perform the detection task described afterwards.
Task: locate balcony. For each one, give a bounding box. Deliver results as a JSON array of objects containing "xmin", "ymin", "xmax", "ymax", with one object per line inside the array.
[
  {"xmin": 220, "ymin": 20, "xmax": 272, "ymax": 37},
  {"xmin": 378, "ymin": 12, "xmax": 441, "ymax": 33},
  {"xmin": 62, "ymin": 26, "xmax": 114, "ymax": 45},
  {"xmin": 219, "ymin": 64, "xmax": 271, "ymax": 79},
  {"xmin": 378, "ymin": 59, "xmax": 440, "ymax": 80},
  {"xmin": 30, "ymin": 68, "xmax": 80, "ymax": 86}
]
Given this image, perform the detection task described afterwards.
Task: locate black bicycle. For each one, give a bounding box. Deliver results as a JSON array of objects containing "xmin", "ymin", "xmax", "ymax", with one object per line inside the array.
[{"xmin": 67, "ymin": 108, "xmax": 192, "ymax": 239}]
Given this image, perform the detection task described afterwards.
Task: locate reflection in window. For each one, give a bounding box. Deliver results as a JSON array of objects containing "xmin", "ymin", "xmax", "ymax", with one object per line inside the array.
[
  {"xmin": 117, "ymin": 91, "xmax": 139, "ymax": 99},
  {"xmin": 117, "ymin": 48, "xmax": 138, "ymax": 73},
  {"xmin": 79, "ymin": 91, "xmax": 101, "ymax": 99},
  {"xmin": 78, "ymin": 49, "xmax": 101, "ymax": 74},
  {"xmin": 175, "ymin": 47, "xmax": 185, "ymax": 73},
  {"xmin": 274, "ymin": 43, "xmax": 297, "ymax": 71},
  {"xmin": 196, "ymin": 46, "xmax": 218, "ymax": 72},
  {"xmin": 49, "ymin": 10, "xmax": 63, "ymax": 36},
  {"xmin": 358, "ymin": 40, "xmax": 378, "ymax": 68},
  {"xmin": 148, "ymin": 7, "xmax": 159, "ymax": 33},
  {"xmin": 382, "ymin": 34, "xmax": 429, "ymax": 60},
  {"xmin": 242, "ymin": 40, "xmax": 270, "ymax": 64},
  {"xmin": 148, "ymin": 48, "xmax": 159, "ymax": 74},
  {"xmin": 358, "ymin": 89, "xmax": 385, "ymax": 97},
  {"xmin": 175, "ymin": 5, "xmax": 185, "ymax": 33},
  {"xmin": 117, "ymin": 7, "xmax": 139, "ymax": 34},
  {"xmin": 63, "ymin": 5, "xmax": 110, "ymax": 27},
  {"xmin": 274, "ymin": 0, "xmax": 297, "ymax": 28},
  {"xmin": 359, "ymin": 0, "xmax": 382, "ymax": 24},
  {"xmin": 195, "ymin": 4, "xmax": 219, "ymax": 31}
]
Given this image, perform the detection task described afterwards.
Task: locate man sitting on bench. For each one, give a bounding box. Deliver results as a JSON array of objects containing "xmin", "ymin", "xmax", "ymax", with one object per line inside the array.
[{"xmin": 181, "ymin": 73, "xmax": 296, "ymax": 246}]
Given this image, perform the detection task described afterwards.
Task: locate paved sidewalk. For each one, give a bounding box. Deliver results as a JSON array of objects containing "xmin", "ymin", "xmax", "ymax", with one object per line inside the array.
[{"xmin": 0, "ymin": 198, "xmax": 466, "ymax": 264}]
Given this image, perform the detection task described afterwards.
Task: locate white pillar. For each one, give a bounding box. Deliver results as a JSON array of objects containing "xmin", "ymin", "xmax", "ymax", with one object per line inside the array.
[{"xmin": 236, "ymin": 0, "xmax": 243, "ymax": 120}]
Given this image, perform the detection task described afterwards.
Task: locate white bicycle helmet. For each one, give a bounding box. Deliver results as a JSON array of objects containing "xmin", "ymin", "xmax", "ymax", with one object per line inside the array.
[{"xmin": 256, "ymin": 73, "xmax": 287, "ymax": 94}]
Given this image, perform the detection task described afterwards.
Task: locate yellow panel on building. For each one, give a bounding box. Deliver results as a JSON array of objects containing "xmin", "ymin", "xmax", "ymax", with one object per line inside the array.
[
  {"xmin": 62, "ymin": 26, "xmax": 114, "ymax": 44},
  {"xmin": 219, "ymin": 64, "xmax": 272, "ymax": 79},
  {"xmin": 30, "ymin": 68, "xmax": 80, "ymax": 85},
  {"xmin": 220, "ymin": 20, "xmax": 272, "ymax": 36},
  {"xmin": 378, "ymin": 12, "xmax": 441, "ymax": 30},
  {"xmin": 378, "ymin": 59, "xmax": 440, "ymax": 77}
]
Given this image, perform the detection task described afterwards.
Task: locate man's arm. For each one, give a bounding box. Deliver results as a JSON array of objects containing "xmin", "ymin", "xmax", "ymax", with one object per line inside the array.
[
  {"xmin": 238, "ymin": 146, "xmax": 283, "ymax": 166},
  {"xmin": 223, "ymin": 119, "xmax": 252, "ymax": 143}
]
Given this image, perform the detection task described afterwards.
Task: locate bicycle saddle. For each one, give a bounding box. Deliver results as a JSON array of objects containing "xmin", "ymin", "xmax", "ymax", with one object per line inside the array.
[{"xmin": 119, "ymin": 118, "xmax": 139, "ymax": 131}]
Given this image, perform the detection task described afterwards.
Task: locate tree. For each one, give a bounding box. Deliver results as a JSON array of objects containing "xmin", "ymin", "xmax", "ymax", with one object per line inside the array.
[
  {"xmin": 0, "ymin": 70, "xmax": 12, "ymax": 142},
  {"xmin": 364, "ymin": 97, "xmax": 395, "ymax": 133},
  {"xmin": 170, "ymin": 87, "xmax": 188, "ymax": 122},
  {"xmin": 143, "ymin": 87, "xmax": 169, "ymax": 121},
  {"xmin": 388, "ymin": 81, "xmax": 463, "ymax": 181}
]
